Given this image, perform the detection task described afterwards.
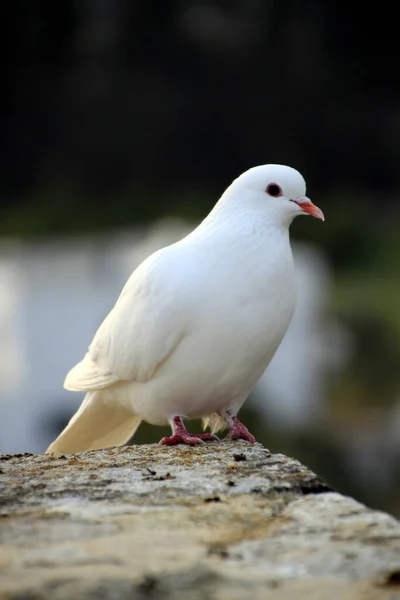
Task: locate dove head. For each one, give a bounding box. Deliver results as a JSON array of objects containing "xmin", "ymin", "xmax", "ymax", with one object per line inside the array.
[{"xmin": 225, "ymin": 164, "xmax": 324, "ymax": 228}]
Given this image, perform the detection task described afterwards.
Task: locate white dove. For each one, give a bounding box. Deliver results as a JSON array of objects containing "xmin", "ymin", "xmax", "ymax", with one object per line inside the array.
[{"xmin": 46, "ymin": 164, "xmax": 324, "ymax": 453}]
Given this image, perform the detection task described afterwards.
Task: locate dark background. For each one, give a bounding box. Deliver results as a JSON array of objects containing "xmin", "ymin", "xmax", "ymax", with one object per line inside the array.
[{"xmin": 1, "ymin": 1, "xmax": 400, "ymax": 516}]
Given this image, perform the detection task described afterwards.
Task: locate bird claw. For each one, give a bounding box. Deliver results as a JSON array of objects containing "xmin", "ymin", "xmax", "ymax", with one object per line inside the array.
[
  {"xmin": 225, "ymin": 417, "xmax": 256, "ymax": 443},
  {"xmin": 226, "ymin": 431, "xmax": 255, "ymax": 443},
  {"xmin": 158, "ymin": 432, "xmax": 220, "ymax": 447}
]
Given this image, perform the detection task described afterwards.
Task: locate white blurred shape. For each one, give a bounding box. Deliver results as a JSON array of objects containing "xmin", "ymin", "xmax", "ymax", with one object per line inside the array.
[{"xmin": 0, "ymin": 247, "xmax": 26, "ymax": 396}]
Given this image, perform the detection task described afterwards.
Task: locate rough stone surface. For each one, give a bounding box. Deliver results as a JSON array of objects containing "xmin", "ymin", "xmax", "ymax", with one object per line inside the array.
[{"xmin": 0, "ymin": 442, "xmax": 400, "ymax": 599}]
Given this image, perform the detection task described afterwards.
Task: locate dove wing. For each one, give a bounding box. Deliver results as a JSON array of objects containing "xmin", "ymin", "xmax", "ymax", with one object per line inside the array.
[{"xmin": 64, "ymin": 250, "xmax": 187, "ymax": 391}]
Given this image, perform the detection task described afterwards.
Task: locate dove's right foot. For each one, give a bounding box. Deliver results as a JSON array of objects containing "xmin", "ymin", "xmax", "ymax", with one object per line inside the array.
[
  {"xmin": 158, "ymin": 416, "xmax": 220, "ymax": 446},
  {"xmin": 159, "ymin": 432, "xmax": 219, "ymax": 446},
  {"xmin": 220, "ymin": 411, "xmax": 256, "ymax": 443}
]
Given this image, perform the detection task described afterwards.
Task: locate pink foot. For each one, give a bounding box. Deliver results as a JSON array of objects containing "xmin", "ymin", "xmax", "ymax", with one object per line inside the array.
[
  {"xmin": 159, "ymin": 432, "xmax": 219, "ymax": 446},
  {"xmin": 158, "ymin": 416, "xmax": 220, "ymax": 446},
  {"xmin": 225, "ymin": 415, "xmax": 256, "ymax": 443}
]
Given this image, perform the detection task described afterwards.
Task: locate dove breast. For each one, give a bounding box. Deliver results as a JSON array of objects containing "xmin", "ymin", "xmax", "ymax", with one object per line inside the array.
[{"xmin": 108, "ymin": 222, "xmax": 296, "ymax": 424}]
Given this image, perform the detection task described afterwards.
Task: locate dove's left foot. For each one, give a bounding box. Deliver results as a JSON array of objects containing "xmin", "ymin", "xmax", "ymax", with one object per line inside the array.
[
  {"xmin": 224, "ymin": 414, "xmax": 256, "ymax": 443},
  {"xmin": 159, "ymin": 416, "xmax": 220, "ymax": 446}
]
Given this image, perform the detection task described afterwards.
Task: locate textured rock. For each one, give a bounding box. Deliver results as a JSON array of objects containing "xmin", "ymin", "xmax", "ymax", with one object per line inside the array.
[{"xmin": 0, "ymin": 442, "xmax": 400, "ymax": 599}]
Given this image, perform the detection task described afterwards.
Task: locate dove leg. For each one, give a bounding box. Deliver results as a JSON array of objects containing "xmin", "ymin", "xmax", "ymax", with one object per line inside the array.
[
  {"xmin": 159, "ymin": 416, "xmax": 220, "ymax": 446},
  {"xmin": 221, "ymin": 411, "xmax": 256, "ymax": 443}
]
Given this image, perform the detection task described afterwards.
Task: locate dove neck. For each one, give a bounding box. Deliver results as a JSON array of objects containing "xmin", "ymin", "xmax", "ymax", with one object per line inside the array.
[{"xmin": 201, "ymin": 189, "xmax": 293, "ymax": 238}]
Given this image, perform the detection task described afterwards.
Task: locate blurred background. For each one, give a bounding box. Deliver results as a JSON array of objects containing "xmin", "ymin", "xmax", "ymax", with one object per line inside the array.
[{"xmin": 1, "ymin": 1, "xmax": 399, "ymax": 517}]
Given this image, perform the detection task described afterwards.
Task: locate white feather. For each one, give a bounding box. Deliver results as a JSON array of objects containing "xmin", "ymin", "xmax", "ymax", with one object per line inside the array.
[
  {"xmin": 46, "ymin": 392, "xmax": 142, "ymax": 453},
  {"xmin": 64, "ymin": 250, "xmax": 186, "ymax": 391}
]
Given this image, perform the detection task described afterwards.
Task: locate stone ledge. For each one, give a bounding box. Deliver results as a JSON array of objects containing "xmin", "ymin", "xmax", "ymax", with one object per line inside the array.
[{"xmin": 0, "ymin": 442, "xmax": 399, "ymax": 599}]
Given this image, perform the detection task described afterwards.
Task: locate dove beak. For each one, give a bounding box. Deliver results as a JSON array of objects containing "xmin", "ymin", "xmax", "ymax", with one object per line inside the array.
[{"xmin": 293, "ymin": 196, "xmax": 325, "ymax": 221}]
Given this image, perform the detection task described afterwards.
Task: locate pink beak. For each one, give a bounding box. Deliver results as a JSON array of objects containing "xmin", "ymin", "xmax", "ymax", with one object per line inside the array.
[{"xmin": 293, "ymin": 197, "xmax": 325, "ymax": 221}]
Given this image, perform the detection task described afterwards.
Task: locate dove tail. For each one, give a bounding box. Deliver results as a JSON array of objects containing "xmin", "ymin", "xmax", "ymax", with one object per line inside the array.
[
  {"xmin": 46, "ymin": 391, "xmax": 142, "ymax": 454},
  {"xmin": 202, "ymin": 413, "xmax": 228, "ymax": 435}
]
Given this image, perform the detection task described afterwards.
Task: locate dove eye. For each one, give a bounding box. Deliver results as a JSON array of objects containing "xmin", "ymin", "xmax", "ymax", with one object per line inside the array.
[{"xmin": 266, "ymin": 184, "xmax": 282, "ymax": 197}]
